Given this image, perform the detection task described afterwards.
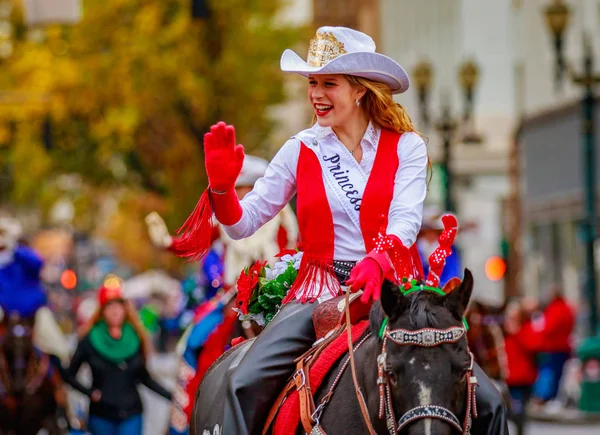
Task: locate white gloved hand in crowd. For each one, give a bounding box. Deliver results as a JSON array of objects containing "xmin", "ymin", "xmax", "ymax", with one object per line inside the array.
[{"xmin": 145, "ymin": 212, "xmax": 173, "ymax": 249}]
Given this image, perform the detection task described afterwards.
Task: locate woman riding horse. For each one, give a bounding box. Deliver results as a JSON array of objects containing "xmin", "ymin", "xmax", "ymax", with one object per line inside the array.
[{"xmin": 176, "ymin": 26, "xmax": 507, "ymax": 434}]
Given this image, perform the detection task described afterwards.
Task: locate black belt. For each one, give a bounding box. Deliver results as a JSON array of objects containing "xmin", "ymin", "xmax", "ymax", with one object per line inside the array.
[{"xmin": 332, "ymin": 260, "xmax": 357, "ymax": 284}]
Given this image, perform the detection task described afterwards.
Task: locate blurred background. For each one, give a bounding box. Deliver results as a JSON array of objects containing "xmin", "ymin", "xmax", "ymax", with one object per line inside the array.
[{"xmin": 1, "ymin": 0, "xmax": 600, "ymax": 434}]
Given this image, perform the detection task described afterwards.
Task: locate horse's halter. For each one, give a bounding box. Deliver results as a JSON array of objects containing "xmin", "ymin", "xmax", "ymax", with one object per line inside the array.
[{"xmin": 377, "ymin": 320, "xmax": 478, "ymax": 435}]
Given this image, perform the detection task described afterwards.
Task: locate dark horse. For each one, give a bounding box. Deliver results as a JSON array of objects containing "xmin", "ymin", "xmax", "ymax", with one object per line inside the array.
[
  {"xmin": 0, "ymin": 312, "xmax": 67, "ymax": 435},
  {"xmin": 191, "ymin": 270, "xmax": 507, "ymax": 434}
]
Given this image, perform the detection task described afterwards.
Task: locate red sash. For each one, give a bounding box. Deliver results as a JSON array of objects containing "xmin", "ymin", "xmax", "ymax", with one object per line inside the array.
[{"xmin": 284, "ymin": 129, "xmax": 422, "ymax": 303}]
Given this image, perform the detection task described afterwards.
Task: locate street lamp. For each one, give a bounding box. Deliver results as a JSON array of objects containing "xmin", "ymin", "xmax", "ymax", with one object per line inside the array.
[
  {"xmin": 571, "ymin": 35, "xmax": 600, "ymax": 337},
  {"xmin": 412, "ymin": 60, "xmax": 433, "ymax": 129},
  {"xmin": 435, "ymin": 103, "xmax": 458, "ymax": 213},
  {"xmin": 458, "ymin": 59, "xmax": 482, "ymax": 144},
  {"xmin": 543, "ymin": 1, "xmax": 600, "ymax": 337},
  {"xmin": 414, "ymin": 59, "xmax": 481, "ymax": 214},
  {"xmin": 543, "ymin": 0, "xmax": 570, "ymax": 88}
]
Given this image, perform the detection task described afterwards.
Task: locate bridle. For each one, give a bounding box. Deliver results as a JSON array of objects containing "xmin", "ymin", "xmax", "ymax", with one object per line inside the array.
[
  {"xmin": 376, "ymin": 320, "xmax": 478, "ymax": 434},
  {"xmin": 323, "ymin": 288, "xmax": 478, "ymax": 435}
]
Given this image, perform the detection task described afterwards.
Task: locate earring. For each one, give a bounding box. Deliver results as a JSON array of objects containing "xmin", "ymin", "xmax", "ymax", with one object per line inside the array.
[{"xmin": 356, "ymin": 99, "xmax": 360, "ymax": 107}]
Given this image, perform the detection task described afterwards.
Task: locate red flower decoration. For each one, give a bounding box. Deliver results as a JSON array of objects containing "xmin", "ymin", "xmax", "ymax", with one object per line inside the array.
[{"xmin": 235, "ymin": 260, "xmax": 267, "ymax": 314}]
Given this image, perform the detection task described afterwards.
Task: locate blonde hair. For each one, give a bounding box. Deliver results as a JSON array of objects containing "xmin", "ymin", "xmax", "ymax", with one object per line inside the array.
[
  {"xmin": 346, "ymin": 75, "xmax": 432, "ymax": 180},
  {"xmin": 79, "ymin": 299, "xmax": 153, "ymax": 360},
  {"xmin": 345, "ymin": 75, "xmax": 418, "ymax": 134}
]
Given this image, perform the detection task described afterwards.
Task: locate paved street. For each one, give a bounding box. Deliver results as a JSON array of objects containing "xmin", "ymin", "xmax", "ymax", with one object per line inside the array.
[
  {"xmin": 513, "ymin": 422, "xmax": 599, "ymax": 434},
  {"xmin": 141, "ymin": 353, "xmax": 178, "ymax": 435}
]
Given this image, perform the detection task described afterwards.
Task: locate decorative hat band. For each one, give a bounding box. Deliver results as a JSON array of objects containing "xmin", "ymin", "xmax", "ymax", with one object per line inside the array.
[{"xmin": 307, "ymin": 31, "xmax": 347, "ymax": 67}]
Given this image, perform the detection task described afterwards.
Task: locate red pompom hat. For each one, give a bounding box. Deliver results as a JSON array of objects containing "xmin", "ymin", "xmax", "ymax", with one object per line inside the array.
[{"xmin": 98, "ymin": 285, "xmax": 124, "ymax": 307}]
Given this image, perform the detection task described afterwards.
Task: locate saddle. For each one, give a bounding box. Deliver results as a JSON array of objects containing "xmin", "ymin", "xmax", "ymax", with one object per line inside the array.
[
  {"xmin": 312, "ymin": 292, "xmax": 372, "ymax": 341},
  {"xmin": 264, "ymin": 294, "xmax": 372, "ymax": 435}
]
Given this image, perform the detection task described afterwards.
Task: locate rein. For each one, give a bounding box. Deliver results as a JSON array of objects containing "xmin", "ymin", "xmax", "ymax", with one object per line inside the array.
[{"xmin": 345, "ymin": 288, "xmax": 378, "ymax": 435}]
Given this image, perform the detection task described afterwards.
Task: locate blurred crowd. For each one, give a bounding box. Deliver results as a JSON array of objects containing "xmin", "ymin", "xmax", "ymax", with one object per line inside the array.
[
  {"xmin": 0, "ymin": 205, "xmax": 592, "ymax": 435},
  {"xmin": 0, "ymin": 191, "xmax": 593, "ymax": 435},
  {"xmin": 468, "ymin": 285, "xmax": 578, "ymax": 435}
]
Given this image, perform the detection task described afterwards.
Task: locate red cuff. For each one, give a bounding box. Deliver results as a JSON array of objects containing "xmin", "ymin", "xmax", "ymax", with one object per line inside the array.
[
  {"xmin": 367, "ymin": 233, "xmax": 404, "ymax": 281},
  {"xmin": 209, "ymin": 189, "xmax": 242, "ymax": 226},
  {"xmin": 365, "ymin": 250, "xmax": 395, "ymax": 281}
]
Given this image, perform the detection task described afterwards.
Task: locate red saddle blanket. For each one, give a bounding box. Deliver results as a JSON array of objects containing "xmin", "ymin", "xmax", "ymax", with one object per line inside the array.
[{"xmin": 273, "ymin": 320, "xmax": 370, "ymax": 435}]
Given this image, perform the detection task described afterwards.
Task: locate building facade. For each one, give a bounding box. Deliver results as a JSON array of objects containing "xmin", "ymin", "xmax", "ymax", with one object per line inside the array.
[
  {"xmin": 515, "ymin": 0, "xmax": 600, "ymax": 309},
  {"xmin": 378, "ymin": 0, "xmax": 520, "ymax": 305}
]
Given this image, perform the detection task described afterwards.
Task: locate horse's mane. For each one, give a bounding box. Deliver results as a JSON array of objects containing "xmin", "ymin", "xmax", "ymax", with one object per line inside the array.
[
  {"xmin": 409, "ymin": 292, "xmax": 440, "ymax": 330},
  {"xmin": 369, "ymin": 302, "xmax": 386, "ymax": 338},
  {"xmin": 369, "ymin": 291, "xmax": 442, "ymax": 337}
]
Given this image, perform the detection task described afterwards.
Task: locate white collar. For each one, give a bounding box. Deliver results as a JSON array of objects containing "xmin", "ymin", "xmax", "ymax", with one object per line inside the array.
[{"xmin": 297, "ymin": 121, "xmax": 381, "ymax": 149}]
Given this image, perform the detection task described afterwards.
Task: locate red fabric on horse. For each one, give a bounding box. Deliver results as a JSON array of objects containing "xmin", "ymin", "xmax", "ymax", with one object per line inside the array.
[{"xmin": 273, "ymin": 321, "xmax": 370, "ymax": 435}]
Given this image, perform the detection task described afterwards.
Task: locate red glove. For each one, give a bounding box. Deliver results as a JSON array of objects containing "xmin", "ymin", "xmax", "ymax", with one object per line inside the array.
[
  {"xmin": 347, "ymin": 234, "xmax": 403, "ymax": 303},
  {"xmin": 204, "ymin": 122, "xmax": 245, "ymax": 191},
  {"xmin": 204, "ymin": 122, "xmax": 245, "ymax": 225},
  {"xmin": 347, "ymin": 257, "xmax": 385, "ymax": 303}
]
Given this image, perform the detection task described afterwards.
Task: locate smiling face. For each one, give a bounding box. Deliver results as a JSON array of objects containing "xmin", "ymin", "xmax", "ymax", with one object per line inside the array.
[{"xmin": 307, "ymin": 74, "xmax": 366, "ymax": 129}]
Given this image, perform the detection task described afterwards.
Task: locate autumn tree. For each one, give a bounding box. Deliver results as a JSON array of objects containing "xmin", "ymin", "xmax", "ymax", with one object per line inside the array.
[{"xmin": 0, "ymin": 0, "xmax": 305, "ymax": 270}]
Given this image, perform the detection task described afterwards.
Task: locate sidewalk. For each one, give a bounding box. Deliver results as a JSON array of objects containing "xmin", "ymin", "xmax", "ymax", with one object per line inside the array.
[{"xmin": 528, "ymin": 402, "xmax": 600, "ymax": 425}]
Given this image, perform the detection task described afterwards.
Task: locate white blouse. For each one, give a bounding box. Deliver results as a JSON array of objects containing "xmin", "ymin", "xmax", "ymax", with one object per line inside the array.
[{"xmin": 223, "ymin": 122, "xmax": 428, "ymax": 261}]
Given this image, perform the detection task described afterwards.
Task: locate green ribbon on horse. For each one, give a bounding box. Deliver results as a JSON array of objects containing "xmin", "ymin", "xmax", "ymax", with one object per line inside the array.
[
  {"xmin": 89, "ymin": 321, "xmax": 140, "ymax": 362},
  {"xmin": 378, "ymin": 281, "xmax": 469, "ymax": 339}
]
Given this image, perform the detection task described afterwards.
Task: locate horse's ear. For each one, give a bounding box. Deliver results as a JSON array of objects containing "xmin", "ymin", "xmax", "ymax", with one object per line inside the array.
[
  {"xmin": 380, "ymin": 280, "xmax": 408, "ymax": 320},
  {"xmin": 444, "ymin": 268, "xmax": 473, "ymax": 317}
]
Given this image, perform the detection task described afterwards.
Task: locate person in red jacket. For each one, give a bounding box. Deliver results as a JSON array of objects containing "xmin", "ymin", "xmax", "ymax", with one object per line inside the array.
[
  {"xmin": 504, "ymin": 300, "xmax": 545, "ymax": 435},
  {"xmin": 532, "ymin": 285, "xmax": 576, "ymax": 402}
]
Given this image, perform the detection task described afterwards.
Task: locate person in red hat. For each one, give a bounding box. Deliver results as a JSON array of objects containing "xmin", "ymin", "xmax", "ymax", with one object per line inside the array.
[{"xmin": 63, "ymin": 285, "xmax": 172, "ymax": 435}]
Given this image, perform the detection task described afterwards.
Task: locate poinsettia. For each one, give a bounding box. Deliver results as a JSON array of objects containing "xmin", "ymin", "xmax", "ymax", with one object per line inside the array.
[
  {"xmin": 234, "ymin": 252, "xmax": 303, "ymax": 325},
  {"xmin": 236, "ymin": 260, "xmax": 266, "ymax": 314}
]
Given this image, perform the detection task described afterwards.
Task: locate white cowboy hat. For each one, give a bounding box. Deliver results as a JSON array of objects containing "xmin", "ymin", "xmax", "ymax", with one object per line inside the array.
[
  {"xmin": 280, "ymin": 26, "xmax": 409, "ymax": 94},
  {"xmin": 236, "ymin": 155, "xmax": 269, "ymax": 187}
]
